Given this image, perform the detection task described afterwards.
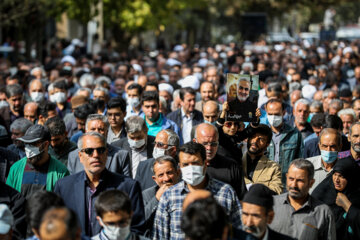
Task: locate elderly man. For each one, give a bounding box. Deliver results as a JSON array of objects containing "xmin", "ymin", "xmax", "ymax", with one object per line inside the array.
[
  {"xmin": 328, "ymin": 99, "xmax": 343, "ymax": 115},
  {"xmin": 54, "ymin": 132, "xmax": 145, "ymax": 236},
  {"xmin": 7, "ymin": 118, "xmax": 33, "ymax": 158},
  {"xmin": 195, "ymin": 81, "xmax": 216, "ymax": 112},
  {"xmin": 307, "ymin": 128, "xmax": 342, "ymax": 192},
  {"xmin": 270, "ymin": 159, "xmax": 336, "ymax": 240},
  {"xmin": 142, "ymin": 156, "xmax": 180, "ymax": 234},
  {"xmin": 0, "ymin": 84, "xmax": 24, "ymax": 131},
  {"xmin": 292, "ymin": 99, "xmax": 313, "ymax": 140},
  {"xmin": 289, "ymin": 90, "xmax": 302, "ymax": 107},
  {"xmin": 153, "ymin": 142, "xmax": 242, "ymax": 240},
  {"xmin": 106, "ymin": 97, "xmax": 127, "ymax": 144},
  {"xmin": 352, "ymin": 99, "xmax": 360, "ymax": 120},
  {"xmin": 338, "ymin": 108, "xmax": 356, "ymax": 137},
  {"xmin": 24, "ymin": 102, "xmax": 38, "ymax": 123},
  {"xmin": 93, "ymin": 87, "xmax": 109, "ymax": 115},
  {"xmin": 202, "ymin": 100, "xmax": 220, "ymax": 125},
  {"xmin": 193, "ymin": 123, "xmax": 247, "ymax": 199},
  {"xmin": 167, "ymin": 87, "xmax": 203, "ymax": 143},
  {"xmin": 6, "ymin": 125, "xmax": 69, "ymax": 199},
  {"xmin": 28, "ymin": 79, "xmax": 46, "ymax": 103},
  {"xmin": 112, "ymin": 116, "xmax": 155, "ymax": 178},
  {"xmin": 67, "ymin": 114, "xmax": 130, "ymax": 176},
  {"xmin": 338, "ymin": 122, "xmax": 360, "ymax": 165}
]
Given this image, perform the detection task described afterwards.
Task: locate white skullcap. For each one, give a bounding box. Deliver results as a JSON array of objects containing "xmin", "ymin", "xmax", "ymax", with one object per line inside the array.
[
  {"xmin": 178, "ymin": 75, "xmax": 200, "ymax": 90},
  {"xmin": 198, "ymin": 58, "xmax": 208, "ymax": 68},
  {"xmin": 166, "ymin": 58, "xmax": 182, "ymax": 67},
  {"xmin": 317, "ymin": 47, "xmax": 326, "ymax": 55},
  {"xmin": 159, "ymin": 83, "xmax": 174, "ymax": 95},
  {"xmin": 302, "ymin": 84, "xmax": 317, "ymax": 101},
  {"xmin": 132, "ymin": 64, "xmax": 142, "ymax": 73},
  {"xmin": 343, "ymin": 47, "xmax": 353, "ymax": 55},
  {"xmin": 173, "ymin": 45, "xmax": 184, "ymax": 52},
  {"xmin": 61, "ymin": 55, "xmax": 76, "ymax": 66},
  {"xmin": 274, "ymin": 44, "xmax": 284, "ymax": 51}
]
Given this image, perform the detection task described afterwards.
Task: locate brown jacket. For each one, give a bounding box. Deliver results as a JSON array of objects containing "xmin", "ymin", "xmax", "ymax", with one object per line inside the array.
[{"xmin": 242, "ymin": 154, "xmax": 283, "ymax": 194}]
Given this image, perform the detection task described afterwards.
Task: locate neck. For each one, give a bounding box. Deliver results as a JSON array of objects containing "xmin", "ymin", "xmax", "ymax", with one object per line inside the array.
[
  {"xmin": 146, "ymin": 113, "xmax": 160, "ymax": 124},
  {"xmin": 321, "ymin": 159, "xmax": 336, "ymax": 171},
  {"xmin": 86, "ymin": 171, "xmax": 101, "ymax": 189},
  {"xmin": 295, "ymin": 121, "xmax": 306, "ymax": 130},
  {"xmin": 351, "ymin": 148, "xmax": 360, "ymax": 160},
  {"xmin": 56, "ymin": 102, "xmax": 65, "ymax": 110},
  {"xmin": 187, "ymin": 176, "xmax": 208, "ymax": 192},
  {"xmin": 271, "ymin": 123, "xmax": 283, "ymax": 133},
  {"xmin": 248, "ymin": 152, "xmax": 263, "ymax": 160},
  {"xmin": 111, "ymin": 124, "xmax": 122, "ymax": 134},
  {"xmin": 10, "ymin": 107, "xmax": 19, "ymax": 116},
  {"xmin": 182, "ymin": 107, "xmax": 191, "ymax": 117},
  {"xmin": 288, "ymin": 194, "xmax": 308, "ymax": 211}
]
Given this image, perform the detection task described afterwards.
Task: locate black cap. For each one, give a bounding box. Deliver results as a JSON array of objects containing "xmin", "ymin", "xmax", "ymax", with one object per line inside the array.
[
  {"xmin": 242, "ymin": 184, "xmax": 275, "ymax": 209},
  {"xmin": 17, "ymin": 124, "xmax": 50, "ymax": 143}
]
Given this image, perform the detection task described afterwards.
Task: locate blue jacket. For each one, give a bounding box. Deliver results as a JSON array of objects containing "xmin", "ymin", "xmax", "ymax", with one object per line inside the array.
[
  {"xmin": 266, "ymin": 123, "xmax": 303, "ymax": 183},
  {"xmin": 54, "ymin": 169, "xmax": 145, "ymax": 236}
]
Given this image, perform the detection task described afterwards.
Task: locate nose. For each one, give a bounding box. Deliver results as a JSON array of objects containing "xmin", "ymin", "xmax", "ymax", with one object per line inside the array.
[{"xmin": 163, "ymin": 174, "xmax": 171, "ymax": 182}]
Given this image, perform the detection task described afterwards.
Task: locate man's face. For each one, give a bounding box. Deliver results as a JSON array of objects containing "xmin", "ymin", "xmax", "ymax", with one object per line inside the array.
[
  {"xmin": 194, "ymin": 127, "xmax": 218, "ymax": 161},
  {"xmin": 117, "ymin": 65, "xmax": 128, "ymax": 78},
  {"xmin": 128, "ymin": 131, "xmax": 146, "ymax": 141},
  {"xmin": 24, "ymin": 105, "xmax": 38, "ymax": 123},
  {"xmin": 169, "ymin": 71, "xmax": 179, "ymax": 83},
  {"xmin": 98, "ymin": 210, "xmax": 131, "ymax": 230},
  {"xmin": 349, "ymin": 124, "xmax": 360, "ymax": 153},
  {"xmin": 205, "ymin": 69, "xmax": 218, "ymax": 83},
  {"xmin": 247, "ymin": 133, "xmax": 269, "ymax": 156},
  {"xmin": 26, "ymin": 140, "xmax": 49, "ymax": 165},
  {"xmin": 200, "ymin": 83, "xmax": 214, "ymax": 101},
  {"xmin": 86, "ymin": 120, "xmax": 108, "ymax": 137},
  {"xmin": 159, "ymin": 91, "xmax": 171, "ymax": 102},
  {"xmin": 11, "ymin": 129, "xmax": 24, "ymax": 147},
  {"xmin": 237, "ymin": 80, "xmax": 250, "ymax": 102},
  {"xmin": 107, "ymin": 107, "xmax": 125, "ymax": 129},
  {"xmin": 142, "ymin": 100, "xmax": 159, "ymax": 122},
  {"xmin": 50, "ymin": 134, "xmax": 66, "ymax": 150},
  {"xmin": 286, "ymin": 165, "xmax": 313, "ymax": 200},
  {"xmin": 152, "ymin": 161, "xmax": 180, "ymax": 187},
  {"xmin": 76, "ymin": 118, "xmax": 86, "ymax": 132},
  {"xmin": 294, "ymin": 103, "xmax": 310, "ymax": 125},
  {"xmin": 181, "ymin": 93, "xmax": 196, "ymax": 113},
  {"xmin": 154, "ymin": 131, "xmax": 176, "ymax": 157},
  {"xmin": 114, "ymin": 79, "xmax": 126, "ymax": 94},
  {"xmin": 29, "ymin": 80, "xmax": 43, "ymax": 94},
  {"xmin": 127, "ymin": 89, "xmax": 140, "ymax": 99},
  {"xmin": 203, "ymin": 104, "xmax": 218, "ymax": 123},
  {"xmin": 79, "ymin": 135, "xmax": 107, "ymax": 175},
  {"xmin": 241, "ymin": 202, "xmax": 272, "ymax": 239},
  {"xmin": 340, "ymin": 114, "xmax": 355, "ymax": 135},
  {"xmin": 93, "ymin": 90, "xmax": 107, "ymax": 102},
  {"xmin": 179, "ymin": 151, "xmax": 206, "ymax": 171},
  {"xmin": 319, "ymin": 133, "xmax": 340, "ymax": 152},
  {"xmin": 266, "ymin": 102, "xmax": 283, "ymax": 117},
  {"xmin": 353, "ymin": 100, "xmax": 360, "ymax": 120},
  {"xmin": 7, "ymin": 94, "xmax": 23, "ymax": 113}
]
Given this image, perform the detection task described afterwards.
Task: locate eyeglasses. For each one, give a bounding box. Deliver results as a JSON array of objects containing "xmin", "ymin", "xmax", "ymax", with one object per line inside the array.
[
  {"xmin": 201, "ymin": 141, "xmax": 219, "ymax": 147},
  {"xmin": 224, "ymin": 122, "xmax": 240, "ymax": 128},
  {"xmin": 239, "ymin": 86, "xmax": 249, "ymax": 91},
  {"xmin": 80, "ymin": 147, "xmax": 106, "ymax": 156},
  {"xmin": 154, "ymin": 141, "xmax": 175, "ymax": 148}
]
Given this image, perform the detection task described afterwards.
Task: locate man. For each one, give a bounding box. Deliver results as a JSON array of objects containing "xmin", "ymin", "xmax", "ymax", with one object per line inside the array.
[
  {"xmin": 142, "ymin": 156, "xmax": 180, "ymax": 232},
  {"xmin": 39, "ymin": 207, "xmax": 82, "ymax": 240},
  {"xmin": 167, "ymin": 87, "xmax": 203, "ymax": 143},
  {"xmin": 24, "ymin": 102, "xmax": 38, "ymax": 123},
  {"xmin": 307, "ymin": 128, "xmax": 342, "ymax": 192},
  {"xmin": 141, "ymin": 91, "xmax": 180, "ymax": 139},
  {"xmin": 0, "ymin": 84, "xmax": 24, "ymax": 131},
  {"xmin": 64, "ymin": 95, "xmax": 89, "ymax": 138},
  {"xmin": 195, "ymin": 81, "xmax": 215, "ymax": 112},
  {"xmin": 112, "ymin": 116, "xmax": 154, "ymax": 178},
  {"xmin": 304, "ymin": 113, "xmax": 325, "ymax": 158},
  {"xmin": 45, "ymin": 117, "xmax": 77, "ymax": 166},
  {"xmin": 7, "ymin": 118, "xmax": 33, "ymax": 158},
  {"xmin": 202, "ymin": 100, "xmax": 220, "ymax": 125},
  {"xmin": 93, "ymin": 87, "xmax": 109, "ymax": 115},
  {"xmin": 70, "ymin": 103, "xmax": 96, "ymax": 143},
  {"xmin": 242, "ymin": 124, "xmax": 282, "ymax": 194},
  {"xmin": 152, "ymin": 142, "xmax": 242, "ymax": 240},
  {"xmin": 67, "ymin": 114, "xmax": 130, "ymax": 176},
  {"xmin": 106, "ymin": 97, "xmax": 127, "ymax": 144},
  {"xmin": 37, "ymin": 101, "xmax": 57, "ymax": 125},
  {"xmin": 125, "ymin": 83, "xmax": 143, "ymax": 120},
  {"xmin": 0, "ymin": 204, "xmax": 14, "ymax": 239},
  {"xmin": 242, "ymin": 184, "xmax": 293, "ymax": 240},
  {"xmin": 289, "ymin": 90, "xmax": 302, "ymax": 107},
  {"xmin": 193, "ymin": 123, "xmax": 247, "ymax": 199},
  {"xmin": 93, "ymin": 190, "xmax": 149, "ymax": 240},
  {"xmin": 265, "ymin": 99, "xmax": 303, "ymax": 183},
  {"xmin": 51, "ymin": 80, "xmax": 71, "ymax": 119},
  {"xmin": 339, "ymin": 122, "xmax": 360, "ymax": 165},
  {"xmin": 135, "ymin": 129, "xmax": 180, "ymax": 191},
  {"xmin": 328, "ymin": 99, "xmax": 343, "ymax": 115},
  {"xmin": 352, "ymin": 99, "xmax": 360, "ymax": 120},
  {"xmin": 292, "ymin": 99, "xmax": 313, "ymax": 139},
  {"xmin": 54, "ymin": 132, "xmax": 145, "ymax": 236},
  {"xmin": 28, "ymin": 79, "xmax": 46, "ymax": 103},
  {"xmin": 228, "ymin": 78, "xmax": 258, "ymax": 122},
  {"xmin": 338, "ymin": 108, "xmax": 356, "ymax": 137},
  {"xmin": 6, "ymin": 125, "xmax": 69, "ymax": 199},
  {"xmin": 269, "ymin": 159, "xmax": 336, "ymax": 240}
]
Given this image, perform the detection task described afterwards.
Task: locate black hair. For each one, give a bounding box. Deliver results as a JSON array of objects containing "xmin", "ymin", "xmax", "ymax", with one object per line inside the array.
[
  {"xmin": 141, "ymin": 91, "xmax": 159, "ymax": 105},
  {"xmin": 248, "ymin": 124, "xmax": 273, "ymax": 145},
  {"xmin": 324, "ymin": 114, "xmax": 343, "ymax": 131},
  {"xmin": 145, "ymin": 81, "xmax": 159, "ymax": 91},
  {"xmin": 26, "ymin": 190, "xmax": 65, "ymax": 231},
  {"xmin": 38, "ymin": 101, "xmax": 57, "ymax": 118},
  {"xmin": 91, "ymin": 67, "xmax": 103, "ymax": 75},
  {"xmin": 107, "ymin": 97, "xmax": 126, "ymax": 113},
  {"xmin": 179, "ymin": 87, "xmax": 196, "ymax": 101},
  {"xmin": 310, "ymin": 113, "xmax": 325, "ymax": 128},
  {"xmin": 53, "ymin": 80, "xmax": 67, "ymax": 90},
  {"xmin": 179, "ymin": 142, "xmax": 206, "ymax": 163},
  {"xmin": 181, "ymin": 197, "xmax": 228, "ymax": 240},
  {"xmin": 45, "ymin": 116, "xmax": 66, "ymax": 136},
  {"xmin": 151, "ymin": 155, "xmax": 178, "ymax": 175},
  {"xmin": 265, "ymin": 98, "xmax": 285, "ymax": 111},
  {"xmin": 95, "ymin": 190, "xmax": 132, "ymax": 218},
  {"xmin": 74, "ymin": 103, "xmax": 96, "ymax": 120},
  {"xmin": 5, "ymin": 83, "xmax": 23, "ymax": 98},
  {"xmin": 127, "ymin": 83, "xmax": 143, "ymax": 96}
]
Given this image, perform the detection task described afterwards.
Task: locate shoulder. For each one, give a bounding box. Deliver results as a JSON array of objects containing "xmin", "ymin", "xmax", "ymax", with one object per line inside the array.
[
  {"xmin": 310, "ymin": 196, "xmax": 333, "ymax": 213},
  {"xmin": 306, "ymin": 155, "xmax": 321, "ymax": 163},
  {"xmin": 10, "ymin": 157, "xmax": 26, "ymax": 168},
  {"xmin": 167, "ymin": 109, "xmax": 180, "ymax": 118},
  {"xmin": 57, "ymin": 171, "xmax": 82, "ymax": 185},
  {"xmin": 273, "ymin": 193, "xmax": 287, "ymax": 204},
  {"xmin": 50, "ymin": 156, "xmax": 68, "ymax": 171},
  {"xmin": 210, "ymin": 178, "xmax": 236, "ymax": 195}
]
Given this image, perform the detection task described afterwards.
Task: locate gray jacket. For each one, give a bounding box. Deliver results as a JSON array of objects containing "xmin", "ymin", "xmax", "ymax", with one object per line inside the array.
[{"xmin": 67, "ymin": 144, "xmax": 130, "ymax": 176}]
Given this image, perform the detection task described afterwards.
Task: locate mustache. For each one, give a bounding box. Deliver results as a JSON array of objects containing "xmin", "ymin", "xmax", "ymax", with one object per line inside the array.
[
  {"xmin": 243, "ymin": 225, "xmax": 260, "ymax": 234},
  {"xmin": 288, "ymin": 187, "xmax": 300, "ymax": 192}
]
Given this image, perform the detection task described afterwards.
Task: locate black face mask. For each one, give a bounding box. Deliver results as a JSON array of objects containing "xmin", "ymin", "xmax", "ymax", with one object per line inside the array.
[{"xmin": 95, "ymin": 99, "xmax": 105, "ymax": 109}]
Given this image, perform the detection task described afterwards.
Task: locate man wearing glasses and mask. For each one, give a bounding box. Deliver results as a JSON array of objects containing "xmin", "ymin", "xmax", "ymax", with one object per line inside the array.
[
  {"xmin": 54, "ymin": 132, "xmax": 145, "ymax": 237},
  {"xmin": 6, "ymin": 125, "xmax": 69, "ymax": 199}
]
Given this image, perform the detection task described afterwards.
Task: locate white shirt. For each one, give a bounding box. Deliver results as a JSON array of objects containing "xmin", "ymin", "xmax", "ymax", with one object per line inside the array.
[
  {"xmin": 181, "ymin": 108, "xmax": 193, "ymax": 143},
  {"xmin": 131, "ymin": 146, "xmax": 148, "ymax": 177},
  {"xmin": 107, "ymin": 126, "xmax": 122, "ymax": 144}
]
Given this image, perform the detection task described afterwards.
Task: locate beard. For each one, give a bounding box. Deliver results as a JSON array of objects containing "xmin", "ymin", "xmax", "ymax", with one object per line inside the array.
[
  {"xmin": 352, "ymin": 142, "xmax": 360, "ymax": 153},
  {"xmin": 242, "ymin": 225, "xmax": 264, "ymax": 238},
  {"xmin": 237, "ymin": 95, "xmax": 248, "ymax": 102}
]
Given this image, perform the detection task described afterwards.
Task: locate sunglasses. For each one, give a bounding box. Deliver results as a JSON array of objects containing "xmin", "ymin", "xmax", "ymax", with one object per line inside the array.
[
  {"xmin": 224, "ymin": 122, "xmax": 240, "ymax": 128},
  {"xmin": 239, "ymin": 86, "xmax": 249, "ymax": 91},
  {"xmin": 81, "ymin": 147, "xmax": 106, "ymax": 156}
]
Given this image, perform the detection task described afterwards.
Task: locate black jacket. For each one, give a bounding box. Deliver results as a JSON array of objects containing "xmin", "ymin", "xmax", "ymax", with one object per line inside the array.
[{"xmin": 0, "ymin": 147, "xmax": 20, "ymax": 183}]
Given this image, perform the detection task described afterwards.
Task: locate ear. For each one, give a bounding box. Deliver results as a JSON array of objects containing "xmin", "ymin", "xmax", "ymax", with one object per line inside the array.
[
  {"xmin": 96, "ymin": 216, "xmax": 103, "ymax": 227},
  {"xmin": 309, "ymin": 178, "xmax": 315, "ymax": 188},
  {"xmin": 152, "ymin": 175, "xmax": 156, "ymax": 182},
  {"xmin": 78, "ymin": 151, "xmax": 83, "ymax": 164},
  {"xmin": 348, "ymin": 134, "xmax": 351, "ymax": 142},
  {"xmin": 267, "ymin": 210, "xmax": 275, "ymax": 224}
]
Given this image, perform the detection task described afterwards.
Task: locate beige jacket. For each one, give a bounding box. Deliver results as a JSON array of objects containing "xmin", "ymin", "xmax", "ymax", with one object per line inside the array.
[{"xmin": 242, "ymin": 154, "xmax": 283, "ymax": 194}]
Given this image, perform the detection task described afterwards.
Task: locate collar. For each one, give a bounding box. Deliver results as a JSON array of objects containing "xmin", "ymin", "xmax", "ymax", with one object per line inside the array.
[
  {"xmin": 262, "ymin": 227, "xmax": 269, "ymax": 240},
  {"xmin": 181, "ymin": 108, "xmax": 193, "ymax": 119},
  {"xmin": 180, "ymin": 175, "xmax": 210, "ymax": 194},
  {"xmin": 146, "ymin": 113, "xmax": 163, "ymax": 126},
  {"xmin": 109, "ymin": 126, "xmax": 122, "ymax": 138},
  {"xmin": 282, "ymin": 193, "xmax": 313, "ymax": 210},
  {"xmin": 83, "ymin": 168, "xmax": 108, "ymax": 184}
]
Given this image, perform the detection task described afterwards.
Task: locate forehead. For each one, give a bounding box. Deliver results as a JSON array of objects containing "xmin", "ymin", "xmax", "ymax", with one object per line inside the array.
[
  {"xmin": 9, "ymin": 94, "xmax": 22, "ymax": 100},
  {"xmin": 87, "ymin": 120, "xmax": 105, "ymax": 128},
  {"xmin": 241, "ymin": 202, "xmax": 266, "ymax": 214},
  {"xmin": 155, "ymin": 131, "xmax": 168, "ymax": 143},
  {"xmin": 24, "ymin": 104, "xmax": 37, "ymax": 112},
  {"xmin": 128, "ymin": 131, "xmax": 145, "ymax": 138},
  {"xmin": 93, "ymin": 90, "xmax": 105, "ymax": 96},
  {"xmin": 154, "ymin": 161, "xmax": 175, "ymax": 173},
  {"xmin": 203, "ymin": 104, "xmax": 217, "ymax": 114},
  {"xmin": 179, "ymin": 152, "xmax": 202, "ymax": 163},
  {"xmin": 127, "ymin": 89, "xmax": 139, "ymax": 95},
  {"xmin": 288, "ymin": 165, "xmax": 308, "ymax": 179},
  {"xmin": 351, "ymin": 124, "xmax": 360, "ymax": 134},
  {"xmin": 107, "ymin": 107, "xmax": 122, "ymax": 113},
  {"xmin": 30, "ymin": 80, "xmax": 43, "ymax": 88},
  {"xmin": 143, "ymin": 100, "xmax": 158, "ymax": 106},
  {"xmin": 196, "ymin": 127, "xmax": 217, "ymax": 140},
  {"xmin": 201, "ymin": 82, "xmax": 213, "ymax": 91},
  {"xmin": 82, "ymin": 135, "xmax": 104, "ymax": 147},
  {"xmin": 184, "ymin": 92, "xmax": 195, "ymax": 99},
  {"xmin": 340, "ymin": 114, "xmax": 354, "ymax": 121},
  {"xmin": 320, "ymin": 132, "xmax": 337, "ymax": 143},
  {"xmin": 296, "ymin": 103, "xmax": 309, "ymax": 110},
  {"xmin": 267, "ymin": 102, "xmax": 282, "ymax": 111},
  {"xmin": 239, "ymin": 80, "xmax": 250, "ymax": 87}
]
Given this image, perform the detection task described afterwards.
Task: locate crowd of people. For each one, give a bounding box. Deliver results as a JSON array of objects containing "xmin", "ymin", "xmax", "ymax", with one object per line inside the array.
[{"xmin": 0, "ymin": 38, "xmax": 360, "ymax": 240}]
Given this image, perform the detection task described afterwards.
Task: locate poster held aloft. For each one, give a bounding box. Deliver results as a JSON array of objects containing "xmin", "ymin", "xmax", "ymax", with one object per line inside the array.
[{"xmin": 226, "ymin": 74, "xmax": 259, "ymax": 122}]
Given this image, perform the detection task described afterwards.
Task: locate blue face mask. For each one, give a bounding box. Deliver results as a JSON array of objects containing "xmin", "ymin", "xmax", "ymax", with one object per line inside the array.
[
  {"xmin": 321, "ymin": 150, "xmax": 338, "ymax": 163},
  {"xmin": 204, "ymin": 120, "xmax": 216, "ymax": 126}
]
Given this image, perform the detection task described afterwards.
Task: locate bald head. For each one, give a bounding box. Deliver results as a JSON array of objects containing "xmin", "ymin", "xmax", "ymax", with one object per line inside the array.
[
  {"xmin": 24, "ymin": 102, "xmax": 38, "ymax": 123},
  {"xmin": 202, "ymin": 100, "xmax": 219, "ymax": 124},
  {"xmin": 182, "ymin": 190, "xmax": 212, "ymax": 210},
  {"xmin": 29, "ymin": 79, "xmax": 44, "ymax": 93},
  {"xmin": 290, "ymin": 90, "xmax": 302, "ymax": 107},
  {"xmin": 194, "ymin": 123, "xmax": 219, "ymax": 161}
]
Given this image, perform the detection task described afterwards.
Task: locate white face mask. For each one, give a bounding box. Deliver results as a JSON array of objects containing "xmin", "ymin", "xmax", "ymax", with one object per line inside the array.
[
  {"xmin": 30, "ymin": 92, "xmax": 44, "ymax": 103},
  {"xmin": 127, "ymin": 97, "xmax": 140, "ymax": 108},
  {"xmin": 267, "ymin": 114, "xmax": 283, "ymax": 127},
  {"xmin": 25, "ymin": 144, "xmax": 42, "ymax": 159},
  {"xmin": 128, "ymin": 138, "xmax": 145, "ymax": 149},
  {"xmin": 100, "ymin": 218, "xmax": 131, "ymax": 240},
  {"xmin": 0, "ymin": 100, "xmax": 9, "ymax": 109},
  {"xmin": 52, "ymin": 92, "xmax": 66, "ymax": 103},
  {"xmin": 181, "ymin": 165, "xmax": 205, "ymax": 186},
  {"xmin": 153, "ymin": 147, "xmax": 167, "ymax": 159}
]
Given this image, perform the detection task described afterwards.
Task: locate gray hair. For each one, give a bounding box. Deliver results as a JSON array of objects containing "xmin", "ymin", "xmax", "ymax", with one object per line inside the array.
[
  {"xmin": 329, "ymin": 99, "xmax": 344, "ymax": 110},
  {"xmin": 6, "ymin": 84, "xmax": 23, "ymax": 98},
  {"xmin": 162, "ymin": 129, "xmax": 180, "ymax": 149},
  {"xmin": 10, "ymin": 118, "xmax": 33, "ymax": 133},
  {"xmin": 146, "ymin": 72, "xmax": 159, "ymax": 81},
  {"xmin": 289, "ymin": 158, "xmax": 315, "ymax": 180},
  {"xmin": 79, "ymin": 73, "xmax": 95, "ymax": 88},
  {"xmin": 319, "ymin": 128, "xmax": 342, "ymax": 147},
  {"xmin": 78, "ymin": 131, "xmax": 106, "ymax": 150},
  {"xmin": 75, "ymin": 87, "xmax": 92, "ymax": 96},
  {"xmin": 103, "ymin": 63, "xmax": 115, "ymax": 75},
  {"xmin": 323, "ymin": 89, "xmax": 336, "ymax": 99},
  {"xmin": 93, "ymin": 87, "xmax": 109, "ymax": 98},
  {"xmin": 310, "ymin": 100, "xmax": 323, "ymax": 111},
  {"xmin": 125, "ymin": 116, "xmax": 147, "ymax": 133},
  {"xmin": 173, "ymin": 89, "xmax": 180, "ymax": 100},
  {"xmin": 29, "ymin": 79, "xmax": 44, "ymax": 91},
  {"xmin": 95, "ymin": 76, "xmax": 111, "ymax": 86},
  {"xmin": 151, "ymin": 155, "xmax": 178, "ymax": 175},
  {"xmin": 159, "ymin": 96, "xmax": 167, "ymax": 109},
  {"xmin": 47, "ymin": 83, "xmax": 54, "ymax": 93},
  {"xmin": 338, "ymin": 108, "xmax": 356, "ymax": 119},
  {"xmin": 85, "ymin": 114, "xmax": 109, "ymax": 132},
  {"xmin": 294, "ymin": 98, "xmax": 310, "ymax": 110}
]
